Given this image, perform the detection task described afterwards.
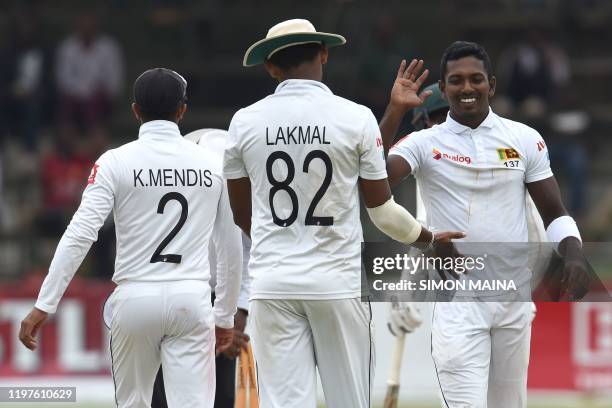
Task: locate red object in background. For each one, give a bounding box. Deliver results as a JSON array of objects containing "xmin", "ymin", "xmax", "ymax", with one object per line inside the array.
[
  {"xmin": 41, "ymin": 152, "xmax": 93, "ymax": 210},
  {"xmin": 0, "ymin": 276, "xmax": 114, "ymax": 377},
  {"xmin": 529, "ymin": 302, "xmax": 612, "ymax": 391}
]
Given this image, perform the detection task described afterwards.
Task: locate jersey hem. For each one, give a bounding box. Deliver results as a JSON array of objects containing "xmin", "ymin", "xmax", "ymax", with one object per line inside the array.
[
  {"xmin": 359, "ymin": 171, "xmax": 388, "ymax": 180},
  {"xmin": 525, "ymin": 171, "xmax": 554, "ymax": 184},
  {"xmin": 223, "ymin": 170, "xmax": 248, "ymax": 179}
]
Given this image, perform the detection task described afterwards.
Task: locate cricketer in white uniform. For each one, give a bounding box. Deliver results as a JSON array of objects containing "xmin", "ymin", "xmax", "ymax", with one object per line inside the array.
[
  {"xmin": 380, "ymin": 42, "xmax": 587, "ymax": 407},
  {"xmin": 386, "ymin": 84, "xmax": 549, "ymax": 335},
  {"xmin": 223, "ymin": 19, "xmax": 458, "ymax": 408},
  {"xmin": 98, "ymin": 128, "xmax": 252, "ymax": 408},
  {"xmin": 19, "ymin": 69, "xmax": 242, "ymax": 408}
]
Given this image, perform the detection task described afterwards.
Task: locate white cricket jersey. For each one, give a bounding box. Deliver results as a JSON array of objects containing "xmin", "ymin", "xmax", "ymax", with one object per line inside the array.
[
  {"xmin": 36, "ymin": 120, "xmax": 242, "ymax": 327},
  {"xmin": 390, "ymin": 109, "xmax": 553, "ymax": 289},
  {"xmin": 224, "ymin": 79, "xmax": 387, "ymax": 300},
  {"xmin": 391, "ymin": 109, "xmax": 552, "ymax": 241}
]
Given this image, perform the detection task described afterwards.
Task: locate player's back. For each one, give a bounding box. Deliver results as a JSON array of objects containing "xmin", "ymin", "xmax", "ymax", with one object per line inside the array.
[
  {"xmin": 225, "ymin": 79, "xmax": 386, "ymax": 299},
  {"xmin": 102, "ymin": 120, "xmax": 223, "ymax": 283}
]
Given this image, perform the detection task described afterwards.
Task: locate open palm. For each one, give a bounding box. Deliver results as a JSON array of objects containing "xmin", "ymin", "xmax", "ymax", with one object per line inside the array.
[{"xmin": 390, "ymin": 59, "xmax": 432, "ymax": 111}]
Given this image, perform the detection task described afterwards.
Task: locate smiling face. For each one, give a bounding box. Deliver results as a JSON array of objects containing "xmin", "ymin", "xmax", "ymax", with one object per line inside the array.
[{"xmin": 439, "ymin": 56, "xmax": 496, "ymax": 128}]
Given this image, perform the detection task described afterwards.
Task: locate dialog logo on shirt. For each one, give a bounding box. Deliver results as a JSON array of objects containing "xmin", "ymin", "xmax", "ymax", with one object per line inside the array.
[
  {"xmin": 87, "ymin": 164, "xmax": 100, "ymax": 185},
  {"xmin": 497, "ymin": 148, "xmax": 520, "ymax": 161},
  {"xmin": 432, "ymin": 148, "xmax": 442, "ymax": 160},
  {"xmin": 432, "ymin": 148, "xmax": 472, "ymax": 164}
]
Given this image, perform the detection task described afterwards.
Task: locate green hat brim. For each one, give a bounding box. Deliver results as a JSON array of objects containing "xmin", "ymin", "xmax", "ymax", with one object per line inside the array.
[{"xmin": 243, "ymin": 32, "xmax": 346, "ymax": 67}]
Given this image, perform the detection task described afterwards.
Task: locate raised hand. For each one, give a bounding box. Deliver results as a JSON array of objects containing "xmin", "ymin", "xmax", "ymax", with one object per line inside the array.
[{"xmin": 389, "ymin": 59, "xmax": 432, "ymax": 112}]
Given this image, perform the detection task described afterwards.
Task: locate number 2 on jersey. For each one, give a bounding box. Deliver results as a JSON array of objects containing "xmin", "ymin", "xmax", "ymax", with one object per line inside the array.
[
  {"xmin": 150, "ymin": 192, "xmax": 188, "ymax": 263},
  {"xmin": 266, "ymin": 150, "xmax": 333, "ymax": 227}
]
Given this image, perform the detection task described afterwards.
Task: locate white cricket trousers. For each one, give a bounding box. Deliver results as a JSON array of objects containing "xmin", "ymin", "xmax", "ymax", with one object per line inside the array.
[
  {"xmin": 109, "ymin": 280, "xmax": 215, "ymax": 408},
  {"xmin": 432, "ymin": 301, "xmax": 536, "ymax": 408},
  {"xmin": 250, "ymin": 298, "xmax": 375, "ymax": 408}
]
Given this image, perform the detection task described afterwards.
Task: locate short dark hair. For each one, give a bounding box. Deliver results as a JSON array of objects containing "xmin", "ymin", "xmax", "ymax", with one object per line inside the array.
[
  {"xmin": 266, "ymin": 43, "xmax": 324, "ymax": 70},
  {"xmin": 133, "ymin": 68, "xmax": 187, "ymax": 121},
  {"xmin": 440, "ymin": 41, "xmax": 493, "ymax": 80}
]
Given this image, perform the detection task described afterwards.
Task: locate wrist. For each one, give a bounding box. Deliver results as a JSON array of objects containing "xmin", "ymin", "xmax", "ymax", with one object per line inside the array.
[
  {"xmin": 558, "ymin": 236, "xmax": 582, "ymax": 259},
  {"xmin": 384, "ymin": 102, "xmax": 409, "ymax": 118},
  {"xmin": 413, "ymin": 226, "xmax": 433, "ymax": 250}
]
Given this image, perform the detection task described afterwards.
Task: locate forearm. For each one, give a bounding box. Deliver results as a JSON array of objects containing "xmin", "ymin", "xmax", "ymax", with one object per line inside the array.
[
  {"xmin": 366, "ymin": 196, "xmax": 431, "ymax": 245},
  {"xmin": 227, "ymin": 178, "xmax": 252, "ymax": 238},
  {"xmin": 36, "ymin": 218, "xmax": 101, "ymax": 313},
  {"xmin": 234, "ymin": 214, "xmax": 251, "ymax": 239},
  {"xmin": 379, "ymin": 103, "xmax": 409, "ymax": 155},
  {"xmin": 237, "ymin": 234, "xmax": 252, "ymax": 311},
  {"xmin": 212, "ymin": 233, "xmax": 242, "ymax": 328},
  {"xmin": 212, "ymin": 188, "xmax": 243, "ymax": 328}
]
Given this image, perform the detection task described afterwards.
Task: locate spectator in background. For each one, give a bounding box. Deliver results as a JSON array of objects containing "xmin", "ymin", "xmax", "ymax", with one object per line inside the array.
[
  {"xmin": 0, "ymin": 10, "xmax": 53, "ymax": 152},
  {"xmin": 496, "ymin": 29, "xmax": 571, "ymax": 118},
  {"xmin": 56, "ymin": 13, "xmax": 123, "ymax": 155},
  {"xmin": 36, "ymin": 131, "xmax": 93, "ymax": 238},
  {"xmin": 547, "ymin": 99, "xmax": 590, "ymax": 219},
  {"xmin": 357, "ymin": 13, "xmax": 420, "ymax": 120}
]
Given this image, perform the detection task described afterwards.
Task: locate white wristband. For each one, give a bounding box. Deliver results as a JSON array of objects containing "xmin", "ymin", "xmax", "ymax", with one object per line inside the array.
[{"xmin": 546, "ymin": 215, "xmax": 582, "ymax": 252}]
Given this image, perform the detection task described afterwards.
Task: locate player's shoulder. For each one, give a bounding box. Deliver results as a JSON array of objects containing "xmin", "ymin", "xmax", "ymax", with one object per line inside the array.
[
  {"xmin": 96, "ymin": 144, "xmax": 127, "ymax": 163},
  {"xmin": 393, "ymin": 126, "xmax": 440, "ymax": 148},
  {"xmin": 328, "ymin": 93, "xmax": 370, "ymax": 111},
  {"xmin": 105, "ymin": 139, "xmax": 140, "ymax": 159},
  {"xmin": 494, "ymin": 114, "xmax": 542, "ymax": 142},
  {"xmin": 233, "ymin": 97, "xmax": 273, "ymax": 117}
]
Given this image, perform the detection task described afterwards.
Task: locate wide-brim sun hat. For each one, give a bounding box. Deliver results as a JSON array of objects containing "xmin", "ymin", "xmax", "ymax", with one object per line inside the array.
[{"xmin": 243, "ymin": 19, "xmax": 346, "ymax": 67}]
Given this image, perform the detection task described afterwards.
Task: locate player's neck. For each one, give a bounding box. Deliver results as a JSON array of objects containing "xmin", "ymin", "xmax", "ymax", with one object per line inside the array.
[
  {"xmin": 449, "ymin": 109, "xmax": 489, "ymax": 129},
  {"xmin": 278, "ymin": 65, "xmax": 323, "ymax": 82}
]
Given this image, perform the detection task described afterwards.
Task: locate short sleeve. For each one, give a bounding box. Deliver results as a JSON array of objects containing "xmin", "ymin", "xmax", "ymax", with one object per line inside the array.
[
  {"xmin": 523, "ymin": 128, "xmax": 553, "ymax": 183},
  {"xmin": 358, "ymin": 109, "xmax": 388, "ymax": 180},
  {"xmin": 388, "ymin": 131, "xmax": 428, "ymax": 174},
  {"xmin": 223, "ymin": 112, "xmax": 248, "ymax": 179}
]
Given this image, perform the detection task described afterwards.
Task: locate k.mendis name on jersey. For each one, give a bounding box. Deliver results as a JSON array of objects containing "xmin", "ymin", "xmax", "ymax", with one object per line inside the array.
[
  {"xmin": 266, "ymin": 126, "xmax": 330, "ymax": 145},
  {"xmin": 133, "ymin": 168, "xmax": 213, "ymax": 188}
]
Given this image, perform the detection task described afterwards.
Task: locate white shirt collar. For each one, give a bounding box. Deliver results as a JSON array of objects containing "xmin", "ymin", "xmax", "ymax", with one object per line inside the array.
[
  {"xmin": 275, "ymin": 79, "xmax": 333, "ymax": 95},
  {"xmin": 138, "ymin": 120, "xmax": 181, "ymax": 139},
  {"xmin": 444, "ymin": 107, "xmax": 496, "ymax": 134}
]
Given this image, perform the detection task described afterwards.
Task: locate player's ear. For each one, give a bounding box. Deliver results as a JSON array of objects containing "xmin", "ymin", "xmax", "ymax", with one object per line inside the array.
[
  {"xmin": 319, "ymin": 45, "xmax": 328, "ymax": 65},
  {"xmin": 488, "ymin": 75, "xmax": 496, "ymax": 98},
  {"xmin": 176, "ymin": 103, "xmax": 187, "ymax": 122},
  {"xmin": 131, "ymin": 103, "xmax": 143, "ymax": 123},
  {"xmin": 438, "ymin": 80, "xmax": 447, "ymax": 101},
  {"xmin": 264, "ymin": 60, "xmax": 281, "ymax": 81}
]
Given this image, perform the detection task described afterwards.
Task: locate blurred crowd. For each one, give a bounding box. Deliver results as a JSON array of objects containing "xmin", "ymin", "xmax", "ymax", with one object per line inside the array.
[
  {"xmin": 1, "ymin": 1, "xmax": 611, "ymax": 279},
  {"xmin": 0, "ymin": 9, "xmax": 123, "ymax": 279}
]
